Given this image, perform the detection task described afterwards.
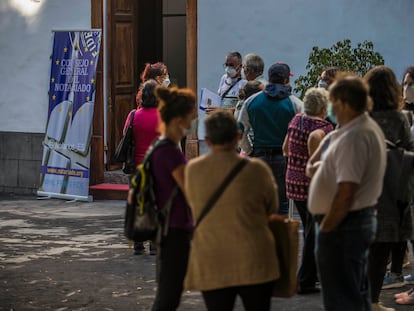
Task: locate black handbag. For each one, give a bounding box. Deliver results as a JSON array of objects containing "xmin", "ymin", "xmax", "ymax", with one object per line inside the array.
[
  {"xmin": 114, "ymin": 110, "xmax": 136, "ymax": 174},
  {"xmin": 384, "ymin": 140, "xmax": 414, "ymax": 205}
]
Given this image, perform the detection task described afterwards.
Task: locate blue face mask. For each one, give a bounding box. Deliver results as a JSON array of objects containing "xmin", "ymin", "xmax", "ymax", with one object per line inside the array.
[{"xmin": 327, "ymin": 104, "xmax": 337, "ymax": 124}]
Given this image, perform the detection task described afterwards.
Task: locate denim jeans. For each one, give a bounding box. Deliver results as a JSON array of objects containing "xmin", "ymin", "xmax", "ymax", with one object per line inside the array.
[
  {"xmin": 257, "ymin": 154, "xmax": 288, "ymax": 216},
  {"xmin": 315, "ymin": 207, "xmax": 377, "ymax": 311}
]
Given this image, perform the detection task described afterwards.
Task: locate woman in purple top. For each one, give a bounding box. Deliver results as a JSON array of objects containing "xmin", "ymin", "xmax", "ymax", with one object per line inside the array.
[
  {"xmin": 283, "ymin": 87, "xmax": 334, "ymax": 294},
  {"xmin": 150, "ymin": 86, "xmax": 196, "ymax": 311}
]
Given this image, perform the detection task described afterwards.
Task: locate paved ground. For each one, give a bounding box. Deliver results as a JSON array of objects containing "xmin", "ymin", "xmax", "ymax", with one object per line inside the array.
[{"xmin": 0, "ymin": 194, "xmax": 413, "ymax": 310}]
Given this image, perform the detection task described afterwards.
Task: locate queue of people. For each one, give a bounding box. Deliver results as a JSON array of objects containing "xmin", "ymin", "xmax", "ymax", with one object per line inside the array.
[{"xmin": 122, "ymin": 54, "xmax": 414, "ymax": 310}]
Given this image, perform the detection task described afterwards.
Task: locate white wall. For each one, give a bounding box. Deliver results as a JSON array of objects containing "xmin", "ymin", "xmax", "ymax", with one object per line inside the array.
[
  {"xmin": 0, "ymin": 0, "xmax": 91, "ymax": 133},
  {"xmin": 198, "ymin": 0, "xmax": 413, "ymax": 95},
  {"xmin": 2, "ymin": 0, "xmax": 413, "ymax": 133}
]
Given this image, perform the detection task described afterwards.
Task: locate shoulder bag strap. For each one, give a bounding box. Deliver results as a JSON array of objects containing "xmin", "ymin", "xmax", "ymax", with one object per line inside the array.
[
  {"xmin": 159, "ymin": 185, "xmax": 178, "ymax": 238},
  {"xmin": 221, "ymin": 78, "xmax": 241, "ymax": 99},
  {"xmin": 194, "ymin": 158, "xmax": 248, "ymax": 229},
  {"xmin": 129, "ymin": 109, "xmax": 136, "ymax": 128}
]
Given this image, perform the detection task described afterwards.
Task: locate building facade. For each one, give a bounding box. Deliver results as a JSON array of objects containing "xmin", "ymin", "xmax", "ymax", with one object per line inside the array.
[{"xmin": 1, "ymin": 0, "xmax": 413, "ymax": 194}]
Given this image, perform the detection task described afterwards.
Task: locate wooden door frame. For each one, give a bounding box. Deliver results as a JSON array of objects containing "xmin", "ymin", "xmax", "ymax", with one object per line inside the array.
[
  {"xmin": 185, "ymin": 0, "xmax": 198, "ymax": 159},
  {"xmin": 90, "ymin": 0, "xmax": 104, "ymax": 185},
  {"xmin": 90, "ymin": 0, "xmax": 198, "ymax": 184}
]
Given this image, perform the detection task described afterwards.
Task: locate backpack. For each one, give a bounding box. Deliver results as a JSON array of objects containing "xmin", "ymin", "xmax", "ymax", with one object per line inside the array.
[{"xmin": 124, "ymin": 138, "xmax": 177, "ymax": 242}]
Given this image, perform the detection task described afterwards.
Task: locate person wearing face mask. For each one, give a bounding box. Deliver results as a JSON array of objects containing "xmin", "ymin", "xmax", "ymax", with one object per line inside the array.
[
  {"xmin": 123, "ymin": 81, "xmax": 161, "ymax": 256},
  {"xmin": 307, "ymin": 74, "xmax": 387, "ymax": 311},
  {"xmin": 403, "ymin": 66, "xmax": 414, "ymax": 105},
  {"xmin": 402, "ymin": 66, "xmax": 414, "ymax": 118},
  {"xmin": 317, "ymin": 67, "xmax": 338, "ymax": 127},
  {"xmin": 143, "ymin": 86, "xmax": 196, "ymax": 311},
  {"xmin": 399, "ymin": 65, "xmax": 414, "ymax": 298},
  {"xmin": 130, "ymin": 62, "xmax": 170, "ymax": 255},
  {"xmin": 184, "ymin": 111, "xmax": 279, "ymax": 311},
  {"xmin": 217, "ymin": 51, "xmax": 247, "ymax": 109},
  {"xmin": 238, "ymin": 62, "xmax": 303, "ymax": 216},
  {"xmin": 282, "ymin": 87, "xmax": 334, "ymax": 295},
  {"xmin": 135, "ymin": 62, "xmax": 170, "ymax": 108},
  {"xmin": 364, "ymin": 65, "xmax": 414, "ymax": 311}
]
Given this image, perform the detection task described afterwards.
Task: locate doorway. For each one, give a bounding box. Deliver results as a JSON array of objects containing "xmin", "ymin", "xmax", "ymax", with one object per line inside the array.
[
  {"xmin": 105, "ymin": 0, "xmax": 187, "ymax": 171},
  {"xmin": 90, "ymin": 0, "xmax": 195, "ymax": 184}
]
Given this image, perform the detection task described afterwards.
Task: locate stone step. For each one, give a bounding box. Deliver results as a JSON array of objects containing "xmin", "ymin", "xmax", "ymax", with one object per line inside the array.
[
  {"xmin": 89, "ymin": 183, "xmax": 128, "ymax": 201},
  {"xmin": 104, "ymin": 169, "xmax": 130, "ymax": 184}
]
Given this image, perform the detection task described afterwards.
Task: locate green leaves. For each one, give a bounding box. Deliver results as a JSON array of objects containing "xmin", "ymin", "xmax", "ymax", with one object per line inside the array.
[{"xmin": 294, "ymin": 39, "xmax": 384, "ymax": 98}]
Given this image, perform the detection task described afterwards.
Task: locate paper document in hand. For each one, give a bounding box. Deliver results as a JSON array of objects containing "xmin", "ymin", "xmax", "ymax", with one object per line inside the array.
[{"xmin": 199, "ymin": 88, "xmax": 221, "ymax": 111}]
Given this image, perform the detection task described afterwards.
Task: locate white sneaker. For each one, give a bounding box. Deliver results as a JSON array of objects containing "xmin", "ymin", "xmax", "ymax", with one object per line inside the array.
[
  {"xmin": 404, "ymin": 273, "xmax": 414, "ymax": 285},
  {"xmin": 371, "ymin": 302, "xmax": 395, "ymax": 311}
]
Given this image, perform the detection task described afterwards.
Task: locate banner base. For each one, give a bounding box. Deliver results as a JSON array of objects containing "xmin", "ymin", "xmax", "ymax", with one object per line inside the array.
[{"xmin": 37, "ymin": 191, "xmax": 93, "ymax": 202}]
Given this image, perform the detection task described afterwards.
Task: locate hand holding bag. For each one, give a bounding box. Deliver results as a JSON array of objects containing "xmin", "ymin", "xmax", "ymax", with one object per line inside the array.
[{"xmin": 269, "ymin": 199, "xmax": 300, "ymax": 298}]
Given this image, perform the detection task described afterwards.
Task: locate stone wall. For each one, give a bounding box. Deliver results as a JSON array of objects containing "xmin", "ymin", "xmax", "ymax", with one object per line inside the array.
[{"xmin": 0, "ymin": 132, "xmax": 43, "ymax": 194}]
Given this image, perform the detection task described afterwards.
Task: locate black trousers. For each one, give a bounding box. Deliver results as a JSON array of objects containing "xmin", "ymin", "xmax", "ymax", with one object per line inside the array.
[
  {"xmin": 151, "ymin": 228, "xmax": 192, "ymax": 311},
  {"xmin": 295, "ymin": 200, "xmax": 318, "ymax": 288},
  {"xmin": 368, "ymin": 241, "xmax": 407, "ymax": 303},
  {"xmin": 201, "ymin": 281, "xmax": 274, "ymax": 311}
]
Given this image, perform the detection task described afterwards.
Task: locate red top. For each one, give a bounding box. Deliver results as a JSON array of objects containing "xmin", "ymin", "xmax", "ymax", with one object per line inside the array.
[{"xmin": 123, "ymin": 107, "xmax": 160, "ymax": 165}]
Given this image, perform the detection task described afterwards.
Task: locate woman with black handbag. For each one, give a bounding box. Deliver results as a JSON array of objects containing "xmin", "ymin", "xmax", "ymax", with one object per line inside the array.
[{"xmin": 123, "ymin": 80, "xmax": 160, "ymax": 255}]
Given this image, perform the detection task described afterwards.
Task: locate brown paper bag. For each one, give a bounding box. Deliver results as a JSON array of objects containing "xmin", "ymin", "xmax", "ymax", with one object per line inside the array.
[{"xmin": 268, "ymin": 214, "xmax": 300, "ymax": 298}]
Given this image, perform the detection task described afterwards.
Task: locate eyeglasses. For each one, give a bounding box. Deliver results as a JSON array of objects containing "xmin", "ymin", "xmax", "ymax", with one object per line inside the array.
[{"xmin": 223, "ymin": 63, "xmax": 238, "ymax": 68}]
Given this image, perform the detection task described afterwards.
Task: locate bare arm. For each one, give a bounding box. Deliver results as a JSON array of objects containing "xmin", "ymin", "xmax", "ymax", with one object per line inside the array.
[
  {"xmin": 171, "ymin": 164, "xmax": 186, "ymax": 192},
  {"xmin": 282, "ymin": 133, "xmax": 289, "ymax": 157},
  {"xmin": 307, "ymin": 129, "xmax": 326, "ymax": 157},
  {"xmin": 320, "ymin": 182, "xmax": 358, "ymax": 232},
  {"xmin": 306, "ymin": 142, "xmax": 323, "ymax": 178}
]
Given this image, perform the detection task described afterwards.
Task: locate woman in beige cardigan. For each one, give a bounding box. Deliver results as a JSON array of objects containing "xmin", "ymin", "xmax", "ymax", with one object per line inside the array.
[{"xmin": 184, "ymin": 110, "xmax": 280, "ymax": 311}]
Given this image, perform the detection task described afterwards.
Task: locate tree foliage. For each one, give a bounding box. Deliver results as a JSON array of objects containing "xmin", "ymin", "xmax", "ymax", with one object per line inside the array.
[{"xmin": 294, "ymin": 39, "xmax": 384, "ymax": 98}]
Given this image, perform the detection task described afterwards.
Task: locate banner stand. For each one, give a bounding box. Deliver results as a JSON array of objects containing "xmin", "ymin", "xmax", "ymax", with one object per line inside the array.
[
  {"xmin": 37, "ymin": 30, "xmax": 102, "ymax": 201},
  {"xmin": 37, "ymin": 191, "xmax": 93, "ymax": 202}
]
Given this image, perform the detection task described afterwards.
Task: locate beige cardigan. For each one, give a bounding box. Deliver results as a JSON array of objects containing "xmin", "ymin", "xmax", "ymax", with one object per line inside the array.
[{"xmin": 184, "ymin": 151, "xmax": 280, "ymax": 291}]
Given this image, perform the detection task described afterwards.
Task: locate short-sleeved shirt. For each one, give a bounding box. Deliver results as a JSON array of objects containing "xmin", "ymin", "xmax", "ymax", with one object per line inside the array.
[
  {"xmin": 308, "ymin": 113, "xmax": 386, "ymax": 215},
  {"xmin": 218, "ymin": 74, "xmax": 247, "ymax": 108},
  {"xmin": 286, "ymin": 114, "xmax": 333, "ymax": 201},
  {"xmin": 150, "ymin": 141, "xmax": 193, "ymax": 230}
]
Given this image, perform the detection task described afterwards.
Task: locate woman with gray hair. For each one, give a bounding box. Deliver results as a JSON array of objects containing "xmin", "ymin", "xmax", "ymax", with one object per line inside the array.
[{"xmin": 282, "ymin": 87, "xmax": 334, "ymax": 294}]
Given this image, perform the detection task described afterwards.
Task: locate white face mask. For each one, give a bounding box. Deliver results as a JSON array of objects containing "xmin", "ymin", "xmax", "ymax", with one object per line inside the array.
[
  {"xmin": 225, "ymin": 66, "xmax": 237, "ymax": 78},
  {"xmin": 404, "ymin": 85, "xmax": 414, "ymax": 104},
  {"xmin": 162, "ymin": 76, "xmax": 171, "ymax": 87},
  {"xmin": 180, "ymin": 118, "xmax": 198, "ymax": 136}
]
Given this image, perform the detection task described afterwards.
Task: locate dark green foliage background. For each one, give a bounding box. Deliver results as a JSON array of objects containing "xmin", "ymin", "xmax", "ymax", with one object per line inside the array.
[{"xmin": 294, "ymin": 39, "xmax": 384, "ymax": 98}]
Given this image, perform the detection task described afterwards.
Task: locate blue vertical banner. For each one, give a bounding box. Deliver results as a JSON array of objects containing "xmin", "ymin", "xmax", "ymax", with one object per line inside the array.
[{"xmin": 38, "ymin": 30, "xmax": 102, "ymax": 201}]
